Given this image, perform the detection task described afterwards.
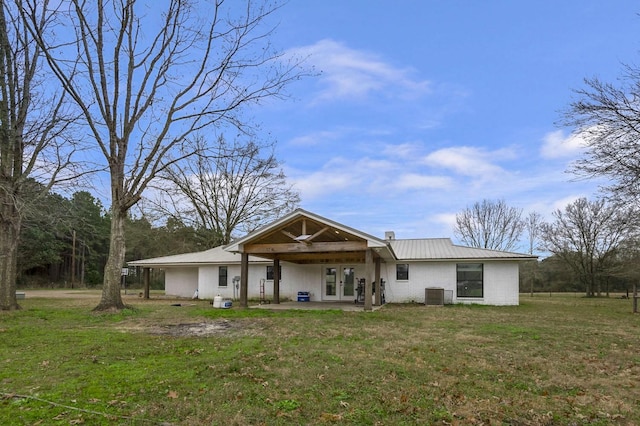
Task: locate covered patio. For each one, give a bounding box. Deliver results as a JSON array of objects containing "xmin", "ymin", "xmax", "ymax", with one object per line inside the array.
[{"xmin": 225, "ymin": 210, "xmax": 395, "ymax": 311}]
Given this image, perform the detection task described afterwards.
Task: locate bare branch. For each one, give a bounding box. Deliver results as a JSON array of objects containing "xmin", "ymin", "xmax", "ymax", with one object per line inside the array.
[
  {"xmin": 454, "ymin": 199, "xmax": 524, "ymax": 252},
  {"xmin": 149, "ymin": 134, "xmax": 299, "ymax": 244},
  {"xmin": 562, "ymin": 66, "xmax": 640, "ymax": 206}
]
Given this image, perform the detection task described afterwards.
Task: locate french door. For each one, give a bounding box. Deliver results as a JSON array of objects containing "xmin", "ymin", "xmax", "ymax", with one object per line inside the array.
[{"xmin": 323, "ymin": 265, "xmax": 356, "ymax": 301}]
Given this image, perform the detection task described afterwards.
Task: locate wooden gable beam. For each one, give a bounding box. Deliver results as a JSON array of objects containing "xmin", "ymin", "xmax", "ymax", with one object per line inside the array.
[
  {"xmin": 281, "ymin": 225, "xmax": 329, "ymax": 243},
  {"xmin": 306, "ymin": 226, "xmax": 329, "ymax": 242},
  {"xmin": 281, "ymin": 230, "xmax": 299, "ymax": 241}
]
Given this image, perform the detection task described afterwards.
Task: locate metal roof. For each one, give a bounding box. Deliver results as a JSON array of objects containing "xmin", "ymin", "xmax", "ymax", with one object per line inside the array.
[
  {"xmin": 389, "ymin": 238, "xmax": 537, "ymax": 261},
  {"xmin": 128, "ymin": 238, "xmax": 536, "ymax": 268},
  {"xmin": 127, "ymin": 246, "xmax": 269, "ymax": 267}
]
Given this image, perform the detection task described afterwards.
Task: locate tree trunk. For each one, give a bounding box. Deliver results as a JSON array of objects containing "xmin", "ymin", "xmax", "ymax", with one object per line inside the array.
[
  {"xmin": 584, "ymin": 273, "xmax": 592, "ymax": 297},
  {"xmin": 0, "ymin": 197, "xmax": 20, "ymax": 310},
  {"xmin": 93, "ymin": 206, "xmax": 127, "ymax": 311}
]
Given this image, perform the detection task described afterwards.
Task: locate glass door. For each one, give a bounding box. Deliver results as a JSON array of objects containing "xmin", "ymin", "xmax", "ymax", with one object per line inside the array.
[
  {"xmin": 323, "ymin": 266, "xmax": 357, "ymax": 301},
  {"xmin": 324, "ymin": 267, "xmax": 339, "ymax": 300},
  {"xmin": 342, "ymin": 267, "xmax": 355, "ymax": 300}
]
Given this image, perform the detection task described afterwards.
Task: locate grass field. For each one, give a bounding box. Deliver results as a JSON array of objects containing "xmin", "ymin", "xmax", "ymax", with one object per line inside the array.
[{"xmin": 1, "ymin": 293, "xmax": 638, "ymax": 425}]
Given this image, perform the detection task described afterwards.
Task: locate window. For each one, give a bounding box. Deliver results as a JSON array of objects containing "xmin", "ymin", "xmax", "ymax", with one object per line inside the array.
[
  {"xmin": 218, "ymin": 266, "xmax": 228, "ymax": 287},
  {"xmin": 396, "ymin": 264, "xmax": 409, "ymax": 280},
  {"xmin": 266, "ymin": 265, "xmax": 282, "ymax": 280},
  {"xmin": 457, "ymin": 263, "xmax": 483, "ymax": 298}
]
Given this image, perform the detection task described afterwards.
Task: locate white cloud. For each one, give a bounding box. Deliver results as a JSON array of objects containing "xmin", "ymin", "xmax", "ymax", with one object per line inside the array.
[
  {"xmin": 381, "ymin": 142, "xmax": 424, "ymax": 159},
  {"xmin": 431, "ymin": 212, "xmax": 457, "ymax": 230},
  {"xmin": 289, "ymin": 130, "xmax": 342, "ymax": 146},
  {"xmin": 292, "ymin": 168, "xmax": 360, "ymax": 199},
  {"xmin": 540, "ymin": 130, "xmax": 586, "ymax": 159},
  {"xmin": 423, "ymin": 146, "xmax": 508, "ymax": 178},
  {"xmin": 286, "ymin": 39, "xmax": 431, "ymax": 102},
  {"xmin": 290, "ymin": 151, "xmax": 454, "ymax": 204},
  {"xmin": 289, "ymin": 156, "xmax": 365, "ymax": 199},
  {"xmin": 390, "ymin": 173, "xmax": 452, "ymax": 191}
]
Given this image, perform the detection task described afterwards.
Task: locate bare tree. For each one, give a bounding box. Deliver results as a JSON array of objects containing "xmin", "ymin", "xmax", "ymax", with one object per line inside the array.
[
  {"xmin": 454, "ymin": 199, "xmax": 524, "ymax": 252},
  {"xmin": 21, "ymin": 0, "xmax": 302, "ymax": 310},
  {"xmin": 152, "ymin": 135, "xmax": 299, "ymax": 245},
  {"xmin": 0, "ymin": 1, "xmax": 80, "ymax": 310},
  {"xmin": 562, "ymin": 67, "xmax": 640, "ymax": 205},
  {"xmin": 524, "ymin": 211, "xmax": 542, "ymax": 296},
  {"xmin": 524, "ymin": 211, "xmax": 542, "ymax": 255},
  {"xmin": 540, "ymin": 198, "xmax": 636, "ymax": 297}
]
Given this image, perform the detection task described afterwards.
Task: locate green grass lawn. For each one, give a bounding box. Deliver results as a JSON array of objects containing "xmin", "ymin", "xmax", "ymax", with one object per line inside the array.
[{"xmin": 1, "ymin": 294, "xmax": 638, "ymax": 425}]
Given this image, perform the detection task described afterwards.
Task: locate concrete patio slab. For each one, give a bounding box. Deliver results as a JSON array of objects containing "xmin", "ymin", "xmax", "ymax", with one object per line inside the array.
[{"xmin": 249, "ymin": 301, "xmax": 384, "ymax": 312}]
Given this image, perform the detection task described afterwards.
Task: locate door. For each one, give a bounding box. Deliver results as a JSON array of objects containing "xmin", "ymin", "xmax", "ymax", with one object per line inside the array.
[
  {"xmin": 324, "ymin": 267, "xmax": 339, "ymax": 300},
  {"xmin": 342, "ymin": 266, "xmax": 355, "ymax": 300},
  {"xmin": 323, "ymin": 265, "xmax": 356, "ymax": 301}
]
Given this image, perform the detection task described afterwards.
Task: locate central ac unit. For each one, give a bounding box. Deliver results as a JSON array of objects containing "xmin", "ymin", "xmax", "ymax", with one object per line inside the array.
[{"xmin": 425, "ymin": 287, "xmax": 444, "ymax": 306}]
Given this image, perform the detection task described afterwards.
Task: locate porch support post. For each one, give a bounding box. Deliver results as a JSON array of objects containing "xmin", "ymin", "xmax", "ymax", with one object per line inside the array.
[
  {"xmin": 364, "ymin": 248, "xmax": 373, "ymax": 311},
  {"xmin": 374, "ymin": 257, "xmax": 381, "ymax": 306},
  {"xmin": 273, "ymin": 258, "xmax": 280, "ymax": 304},
  {"xmin": 143, "ymin": 267, "xmax": 150, "ymax": 299},
  {"xmin": 240, "ymin": 253, "xmax": 249, "ymax": 308}
]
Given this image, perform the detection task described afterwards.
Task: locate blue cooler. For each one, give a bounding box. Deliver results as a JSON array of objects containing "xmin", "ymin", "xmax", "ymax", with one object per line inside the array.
[{"xmin": 297, "ymin": 291, "xmax": 310, "ymax": 302}]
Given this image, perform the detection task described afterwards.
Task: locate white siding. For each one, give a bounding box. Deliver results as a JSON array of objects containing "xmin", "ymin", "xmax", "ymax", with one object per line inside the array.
[
  {"xmin": 480, "ymin": 262, "xmax": 519, "ymax": 305},
  {"xmin": 194, "ymin": 262, "xmax": 311, "ymax": 301},
  {"xmin": 197, "ymin": 263, "xmax": 269, "ymax": 300},
  {"xmin": 383, "ymin": 261, "xmax": 520, "ymax": 306},
  {"xmin": 165, "ymin": 260, "xmax": 520, "ymax": 306},
  {"xmin": 249, "ymin": 264, "xmax": 327, "ymax": 301},
  {"xmin": 383, "ymin": 262, "xmax": 454, "ymax": 303},
  {"xmin": 198, "ymin": 263, "xmax": 362, "ymax": 302},
  {"xmin": 165, "ymin": 268, "xmax": 198, "ymax": 298},
  {"xmin": 267, "ymin": 264, "xmax": 322, "ymax": 301},
  {"xmin": 198, "ymin": 266, "xmax": 223, "ymax": 300}
]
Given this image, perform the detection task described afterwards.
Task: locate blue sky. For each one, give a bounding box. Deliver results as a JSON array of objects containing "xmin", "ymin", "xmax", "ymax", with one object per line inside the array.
[{"xmin": 249, "ymin": 1, "xmax": 640, "ymax": 245}]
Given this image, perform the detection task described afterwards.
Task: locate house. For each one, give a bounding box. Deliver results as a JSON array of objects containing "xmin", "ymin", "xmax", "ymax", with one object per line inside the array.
[{"xmin": 128, "ymin": 209, "xmax": 536, "ymax": 308}]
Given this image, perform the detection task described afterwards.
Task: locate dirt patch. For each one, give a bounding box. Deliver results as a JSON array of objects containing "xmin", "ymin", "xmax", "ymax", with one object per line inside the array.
[
  {"xmin": 151, "ymin": 320, "xmax": 238, "ymax": 337},
  {"xmin": 127, "ymin": 318, "xmax": 268, "ymax": 338}
]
